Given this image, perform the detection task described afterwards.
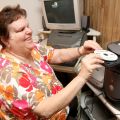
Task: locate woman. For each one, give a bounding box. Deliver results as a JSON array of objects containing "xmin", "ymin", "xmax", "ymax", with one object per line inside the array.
[{"xmin": 0, "ymin": 5, "xmax": 104, "ymax": 120}]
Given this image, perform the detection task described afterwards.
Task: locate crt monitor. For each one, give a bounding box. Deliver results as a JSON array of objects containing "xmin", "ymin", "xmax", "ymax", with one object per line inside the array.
[{"xmin": 41, "ymin": 0, "xmax": 83, "ymax": 30}]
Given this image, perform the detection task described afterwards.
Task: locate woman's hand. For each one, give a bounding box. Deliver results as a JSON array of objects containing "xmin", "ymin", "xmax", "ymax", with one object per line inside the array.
[
  {"xmin": 78, "ymin": 40, "xmax": 103, "ymax": 55},
  {"xmin": 78, "ymin": 53, "xmax": 104, "ymax": 81}
]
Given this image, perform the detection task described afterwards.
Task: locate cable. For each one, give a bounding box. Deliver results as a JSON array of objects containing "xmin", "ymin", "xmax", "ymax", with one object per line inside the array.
[
  {"xmin": 79, "ymin": 30, "xmax": 88, "ymax": 46},
  {"xmin": 97, "ymin": 92, "xmax": 104, "ymax": 97}
]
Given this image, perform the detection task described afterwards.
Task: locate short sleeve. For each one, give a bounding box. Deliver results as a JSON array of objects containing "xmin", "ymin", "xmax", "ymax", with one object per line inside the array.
[{"xmin": 33, "ymin": 44, "xmax": 54, "ymax": 62}]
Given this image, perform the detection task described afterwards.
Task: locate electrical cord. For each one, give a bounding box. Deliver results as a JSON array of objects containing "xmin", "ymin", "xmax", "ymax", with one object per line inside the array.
[
  {"xmin": 97, "ymin": 92, "xmax": 104, "ymax": 97},
  {"xmin": 79, "ymin": 30, "xmax": 88, "ymax": 46}
]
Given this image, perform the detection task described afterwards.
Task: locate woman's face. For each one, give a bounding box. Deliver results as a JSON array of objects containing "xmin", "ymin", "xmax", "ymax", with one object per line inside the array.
[{"xmin": 7, "ymin": 16, "xmax": 34, "ymax": 53}]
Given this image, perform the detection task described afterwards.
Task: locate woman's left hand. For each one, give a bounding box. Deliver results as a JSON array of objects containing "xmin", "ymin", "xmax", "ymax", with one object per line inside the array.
[{"xmin": 79, "ymin": 40, "xmax": 103, "ymax": 55}]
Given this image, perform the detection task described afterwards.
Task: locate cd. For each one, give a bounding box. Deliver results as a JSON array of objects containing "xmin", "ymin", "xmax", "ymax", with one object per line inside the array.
[{"xmin": 94, "ymin": 50, "xmax": 118, "ymax": 61}]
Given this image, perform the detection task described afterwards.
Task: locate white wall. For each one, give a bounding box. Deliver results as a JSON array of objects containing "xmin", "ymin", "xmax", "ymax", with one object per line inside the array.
[{"xmin": 0, "ymin": 0, "xmax": 43, "ymax": 36}]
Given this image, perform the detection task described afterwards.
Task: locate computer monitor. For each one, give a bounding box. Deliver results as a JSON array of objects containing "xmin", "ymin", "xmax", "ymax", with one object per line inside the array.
[{"xmin": 41, "ymin": 0, "xmax": 83, "ymax": 30}]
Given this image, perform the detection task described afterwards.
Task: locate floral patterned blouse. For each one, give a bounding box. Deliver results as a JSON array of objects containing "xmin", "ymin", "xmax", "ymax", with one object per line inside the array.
[{"xmin": 0, "ymin": 44, "xmax": 68, "ymax": 120}]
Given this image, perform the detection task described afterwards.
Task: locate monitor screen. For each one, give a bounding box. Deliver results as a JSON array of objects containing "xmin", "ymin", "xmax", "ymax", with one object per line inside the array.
[{"xmin": 42, "ymin": 0, "xmax": 83, "ymax": 30}]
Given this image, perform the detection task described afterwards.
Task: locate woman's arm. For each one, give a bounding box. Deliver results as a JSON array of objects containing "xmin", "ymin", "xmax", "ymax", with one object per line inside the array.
[
  {"xmin": 34, "ymin": 75, "xmax": 86, "ymax": 118},
  {"xmin": 49, "ymin": 40, "xmax": 103, "ymax": 64},
  {"xmin": 49, "ymin": 47, "xmax": 81, "ymax": 64},
  {"xmin": 33, "ymin": 53, "xmax": 104, "ymax": 118}
]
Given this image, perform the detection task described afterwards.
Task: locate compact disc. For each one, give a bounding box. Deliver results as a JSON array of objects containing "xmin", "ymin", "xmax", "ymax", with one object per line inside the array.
[{"xmin": 94, "ymin": 50, "xmax": 118, "ymax": 61}]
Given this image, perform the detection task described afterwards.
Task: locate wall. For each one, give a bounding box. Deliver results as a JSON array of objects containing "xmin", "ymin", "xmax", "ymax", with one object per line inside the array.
[
  {"xmin": 84, "ymin": 0, "xmax": 120, "ymax": 49},
  {"xmin": 1, "ymin": 0, "xmax": 120, "ymax": 48},
  {"xmin": 0, "ymin": 0, "xmax": 43, "ymax": 36}
]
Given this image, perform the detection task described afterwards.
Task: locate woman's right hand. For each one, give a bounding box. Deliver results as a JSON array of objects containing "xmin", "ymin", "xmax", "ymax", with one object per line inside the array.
[{"xmin": 78, "ymin": 53, "xmax": 104, "ymax": 81}]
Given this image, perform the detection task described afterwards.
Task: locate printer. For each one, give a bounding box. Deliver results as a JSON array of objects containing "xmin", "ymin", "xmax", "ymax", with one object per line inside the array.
[{"xmin": 104, "ymin": 41, "xmax": 120, "ymax": 102}]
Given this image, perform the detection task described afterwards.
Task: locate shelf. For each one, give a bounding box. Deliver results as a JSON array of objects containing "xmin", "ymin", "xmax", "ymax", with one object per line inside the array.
[{"xmin": 86, "ymin": 82, "xmax": 120, "ymax": 119}]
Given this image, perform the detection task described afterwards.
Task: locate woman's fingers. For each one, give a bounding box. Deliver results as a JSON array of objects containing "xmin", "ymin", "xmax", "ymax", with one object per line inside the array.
[
  {"xmin": 79, "ymin": 53, "xmax": 104, "ymax": 80},
  {"xmin": 82, "ymin": 53, "xmax": 104, "ymax": 65},
  {"xmin": 84, "ymin": 40, "xmax": 103, "ymax": 50}
]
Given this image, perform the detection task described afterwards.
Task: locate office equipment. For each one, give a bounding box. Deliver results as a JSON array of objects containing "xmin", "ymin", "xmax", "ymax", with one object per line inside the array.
[
  {"xmin": 80, "ymin": 41, "xmax": 120, "ymax": 119},
  {"xmin": 47, "ymin": 30, "xmax": 87, "ymax": 49},
  {"xmin": 41, "ymin": 0, "xmax": 83, "ymax": 30},
  {"xmin": 104, "ymin": 41, "xmax": 120, "ymax": 101},
  {"xmin": 81, "ymin": 16, "xmax": 90, "ymax": 32},
  {"xmin": 94, "ymin": 49, "xmax": 118, "ymax": 61},
  {"xmin": 88, "ymin": 66, "xmax": 105, "ymax": 89}
]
